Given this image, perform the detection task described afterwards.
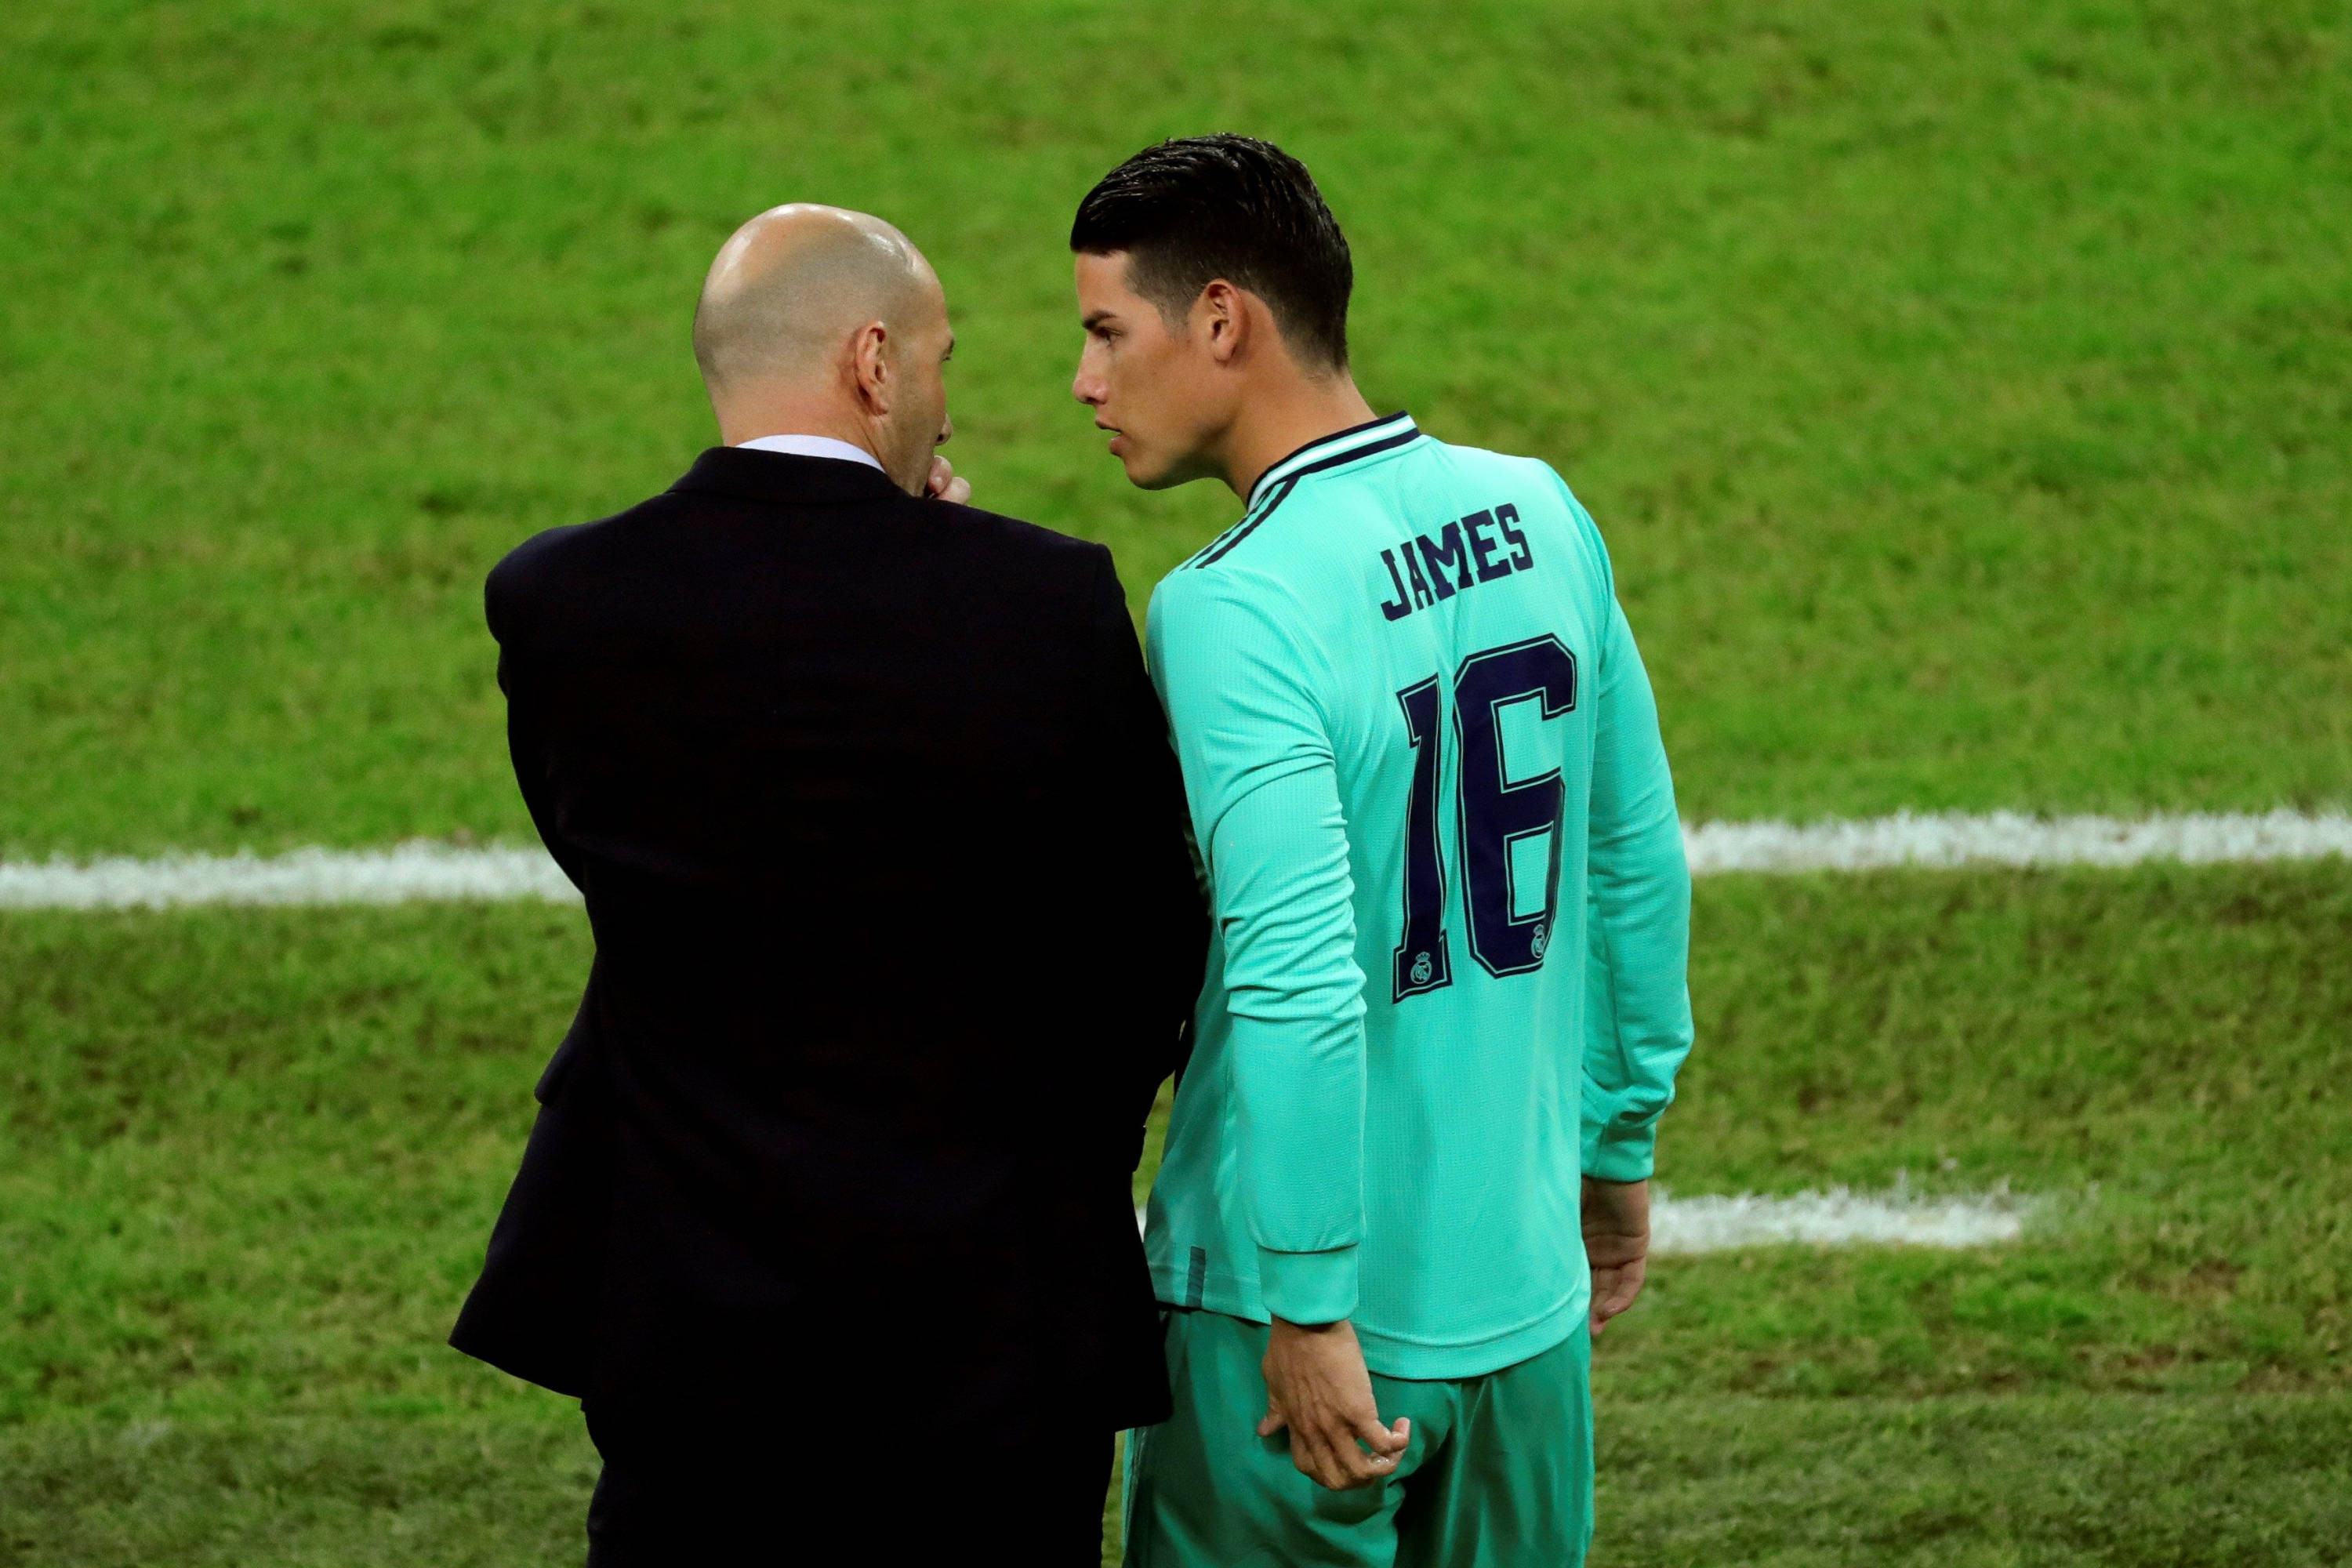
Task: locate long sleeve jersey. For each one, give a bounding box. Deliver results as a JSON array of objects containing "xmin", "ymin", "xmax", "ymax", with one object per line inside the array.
[{"xmin": 1144, "ymin": 412, "xmax": 1693, "ymax": 1380}]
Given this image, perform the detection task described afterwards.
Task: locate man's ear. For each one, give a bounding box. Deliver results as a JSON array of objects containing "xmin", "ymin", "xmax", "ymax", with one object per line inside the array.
[
  {"xmin": 1196, "ymin": 281, "xmax": 1247, "ymax": 366},
  {"xmin": 849, "ymin": 321, "xmax": 894, "ymax": 416}
]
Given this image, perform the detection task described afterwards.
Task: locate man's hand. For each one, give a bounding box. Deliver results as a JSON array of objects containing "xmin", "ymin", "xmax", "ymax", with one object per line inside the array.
[
  {"xmin": 1257, "ymin": 1317, "xmax": 1410, "ymax": 1490},
  {"xmin": 1583, "ymin": 1176, "xmax": 1651, "ymax": 1335},
  {"xmin": 925, "ymin": 454, "xmax": 971, "ymax": 505}
]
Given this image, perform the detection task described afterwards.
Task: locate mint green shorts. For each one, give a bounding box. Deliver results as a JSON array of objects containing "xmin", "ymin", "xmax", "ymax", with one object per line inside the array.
[{"xmin": 1123, "ymin": 1309, "xmax": 1595, "ymax": 1568}]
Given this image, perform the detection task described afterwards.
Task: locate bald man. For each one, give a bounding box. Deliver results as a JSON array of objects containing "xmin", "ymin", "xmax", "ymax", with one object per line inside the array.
[{"xmin": 451, "ymin": 205, "xmax": 1205, "ymax": 1564}]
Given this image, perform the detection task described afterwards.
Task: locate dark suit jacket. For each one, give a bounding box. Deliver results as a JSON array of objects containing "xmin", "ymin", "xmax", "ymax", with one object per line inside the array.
[{"xmin": 449, "ymin": 448, "xmax": 1204, "ymax": 1435}]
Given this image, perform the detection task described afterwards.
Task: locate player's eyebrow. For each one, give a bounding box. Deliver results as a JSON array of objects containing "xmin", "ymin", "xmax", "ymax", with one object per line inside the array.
[{"xmin": 1081, "ymin": 309, "xmax": 1118, "ymax": 332}]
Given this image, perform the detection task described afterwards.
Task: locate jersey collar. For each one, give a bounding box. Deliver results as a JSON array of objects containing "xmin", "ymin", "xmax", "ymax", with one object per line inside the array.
[{"xmin": 1243, "ymin": 412, "xmax": 1421, "ymax": 511}]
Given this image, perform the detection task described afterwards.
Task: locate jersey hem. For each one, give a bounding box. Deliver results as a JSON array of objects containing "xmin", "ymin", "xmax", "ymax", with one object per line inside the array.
[
  {"xmin": 1148, "ymin": 1264, "xmax": 1591, "ymax": 1382},
  {"xmin": 1354, "ymin": 1292, "xmax": 1590, "ymax": 1381}
]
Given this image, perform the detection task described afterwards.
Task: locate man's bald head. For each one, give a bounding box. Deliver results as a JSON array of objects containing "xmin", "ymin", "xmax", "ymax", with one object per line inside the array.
[
  {"xmin": 691, "ymin": 204, "xmax": 957, "ymax": 496},
  {"xmin": 693, "ymin": 204, "xmax": 938, "ymax": 393}
]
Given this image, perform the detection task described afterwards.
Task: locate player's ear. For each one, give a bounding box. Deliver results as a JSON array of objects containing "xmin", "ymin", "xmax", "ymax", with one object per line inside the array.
[{"xmin": 1197, "ymin": 280, "xmax": 1245, "ymax": 366}]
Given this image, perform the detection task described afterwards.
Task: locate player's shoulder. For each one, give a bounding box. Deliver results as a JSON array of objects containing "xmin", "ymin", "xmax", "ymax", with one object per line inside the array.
[
  {"xmin": 1146, "ymin": 544, "xmax": 1311, "ymax": 657},
  {"xmin": 1149, "ymin": 546, "xmax": 1265, "ymax": 610},
  {"xmin": 1423, "ymin": 438, "xmax": 1609, "ymax": 554},
  {"xmin": 1420, "ymin": 437, "xmax": 1577, "ymax": 505}
]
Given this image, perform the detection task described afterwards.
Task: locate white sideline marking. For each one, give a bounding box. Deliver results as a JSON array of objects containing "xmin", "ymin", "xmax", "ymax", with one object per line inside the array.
[
  {"xmin": 1646, "ymin": 1185, "xmax": 2027, "ymax": 1253},
  {"xmin": 1682, "ymin": 808, "xmax": 2352, "ymax": 874},
  {"xmin": 0, "ymin": 843, "xmax": 579, "ymax": 910},
  {"xmin": 1, "ymin": 808, "xmax": 2344, "ymax": 910},
  {"xmin": 1134, "ymin": 1187, "xmax": 2031, "ymax": 1252}
]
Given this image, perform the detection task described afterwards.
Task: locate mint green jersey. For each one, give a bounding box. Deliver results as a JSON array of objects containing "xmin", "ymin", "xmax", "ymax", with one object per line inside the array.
[{"xmin": 1143, "ymin": 413, "xmax": 1693, "ymax": 1380}]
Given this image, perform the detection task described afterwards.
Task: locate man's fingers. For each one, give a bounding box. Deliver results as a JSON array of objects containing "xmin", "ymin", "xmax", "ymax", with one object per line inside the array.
[
  {"xmin": 925, "ymin": 455, "xmax": 971, "ymax": 504},
  {"xmin": 1257, "ymin": 1397, "xmax": 1289, "ymax": 1438}
]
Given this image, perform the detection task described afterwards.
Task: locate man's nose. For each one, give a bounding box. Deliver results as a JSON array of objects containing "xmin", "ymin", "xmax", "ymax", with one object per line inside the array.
[{"xmin": 1072, "ymin": 369, "xmax": 1102, "ymax": 406}]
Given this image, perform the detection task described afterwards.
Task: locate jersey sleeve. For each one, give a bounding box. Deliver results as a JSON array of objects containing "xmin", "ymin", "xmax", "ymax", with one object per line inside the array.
[
  {"xmin": 1149, "ymin": 571, "xmax": 1368, "ymax": 1324},
  {"xmin": 1580, "ymin": 591, "xmax": 1695, "ymax": 1181}
]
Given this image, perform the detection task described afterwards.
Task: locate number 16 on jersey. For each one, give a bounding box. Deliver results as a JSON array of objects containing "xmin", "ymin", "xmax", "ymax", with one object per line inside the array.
[{"xmin": 1392, "ymin": 635, "xmax": 1580, "ymax": 1002}]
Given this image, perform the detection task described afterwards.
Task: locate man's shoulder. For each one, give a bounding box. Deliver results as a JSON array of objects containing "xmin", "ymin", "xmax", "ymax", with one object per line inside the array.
[
  {"xmin": 483, "ymin": 499, "xmax": 669, "ymax": 637},
  {"xmin": 485, "ymin": 517, "xmax": 599, "ymax": 597},
  {"xmin": 484, "ymin": 485, "xmax": 1112, "ymax": 642},
  {"xmin": 918, "ymin": 497, "xmax": 1110, "ymax": 575}
]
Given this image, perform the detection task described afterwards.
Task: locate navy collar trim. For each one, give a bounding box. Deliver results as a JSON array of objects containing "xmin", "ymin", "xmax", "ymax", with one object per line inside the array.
[
  {"xmin": 1243, "ymin": 412, "xmax": 1420, "ymax": 510},
  {"xmin": 1186, "ymin": 414, "xmax": 1423, "ymax": 572}
]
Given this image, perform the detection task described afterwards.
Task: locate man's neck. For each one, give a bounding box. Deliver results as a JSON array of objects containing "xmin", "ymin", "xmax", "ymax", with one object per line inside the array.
[
  {"xmin": 715, "ymin": 390, "xmax": 884, "ymax": 463},
  {"xmin": 722, "ymin": 417, "xmax": 880, "ymax": 459},
  {"xmin": 1218, "ymin": 372, "xmax": 1379, "ymax": 503}
]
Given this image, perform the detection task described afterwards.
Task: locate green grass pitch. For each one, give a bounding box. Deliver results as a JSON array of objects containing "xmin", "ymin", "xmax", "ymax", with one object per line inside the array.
[
  {"xmin": 2, "ymin": 0, "xmax": 2348, "ymax": 1563},
  {"xmin": 4, "ymin": 0, "xmax": 2348, "ymax": 856}
]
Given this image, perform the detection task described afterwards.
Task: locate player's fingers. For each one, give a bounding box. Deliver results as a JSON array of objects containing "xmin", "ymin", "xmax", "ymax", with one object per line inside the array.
[
  {"xmin": 925, "ymin": 454, "xmax": 956, "ymax": 495},
  {"xmin": 1295, "ymin": 1411, "xmax": 1385, "ymax": 1489},
  {"xmin": 1352, "ymin": 1410, "xmax": 1409, "ymax": 1457},
  {"xmin": 1257, "ymin": 1397, "xmax": 1290, "ymax": 1438},
  {"xmin": 1592, "ymin": 1269, "xmax": 1642, "ymax": 1332},
  {"xmin": 1303, "ymin": 1417, "xmax": 1363, "ymax": 1490},
  {"xmin": 1331, "ymin": 1433, "xmax": 1392, "ymax": 1488},
  {"xmin": 1325, "ymin": 1449, "xmax": 1373, "ymax": 1489},
  {"xmin": 941, "ymin": 477, "xmax": 971, "ymax": 505},
  {"xmin": 1612, "ymin": 1260, "xmax": 1647, "ymax": 1312}
]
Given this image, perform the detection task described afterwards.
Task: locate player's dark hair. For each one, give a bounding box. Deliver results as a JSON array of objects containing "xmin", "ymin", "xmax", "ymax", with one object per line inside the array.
[{"xmin": 1071, "ymin": 134, "xmax": 1353, "ymax": 373}]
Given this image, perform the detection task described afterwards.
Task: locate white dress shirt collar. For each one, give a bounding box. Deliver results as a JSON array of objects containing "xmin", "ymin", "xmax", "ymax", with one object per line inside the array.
[{"xmin": 735, "ymin": 434, "xmax": 885, "ymax": 474}]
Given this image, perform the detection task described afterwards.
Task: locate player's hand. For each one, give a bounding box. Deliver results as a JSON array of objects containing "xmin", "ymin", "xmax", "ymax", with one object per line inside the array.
[
  {"xmin": 925, "ymin": 453, "xmax": 971, "ymax": 505},
  {"xmin": 1257, "ymin": 1317, "xmax": 1410, "ymax": 1490},
  {"xmin": 1583, "ymin": 1175, "xmax": 1651, "ymax": 1335}
]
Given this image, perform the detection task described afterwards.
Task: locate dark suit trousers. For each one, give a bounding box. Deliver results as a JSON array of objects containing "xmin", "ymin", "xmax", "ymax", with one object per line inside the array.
[{"xmin": 583, "ymin": 1403, "xmax": 1113, "ymax": 1566}]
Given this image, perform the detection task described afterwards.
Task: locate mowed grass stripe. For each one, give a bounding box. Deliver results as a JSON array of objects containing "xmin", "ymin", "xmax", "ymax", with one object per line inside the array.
[
  {"xmin": 5, "ymin": 808, "xmax": 2347, "ymax": 908},
  {"xmin": 5, "ymin": 862, "xmax": 2346, "ymax": 1563},
  {"xmin": 4, "ymin": 0, "xmax": 2349, "ymax": 857},
  {"xmin": 4, "ymin": 862, "xmax": 2343, "ymax": 1428},
  {"xmin": 5, "ymin": 1395, "xmax": 2348, "ymax": 1568}
]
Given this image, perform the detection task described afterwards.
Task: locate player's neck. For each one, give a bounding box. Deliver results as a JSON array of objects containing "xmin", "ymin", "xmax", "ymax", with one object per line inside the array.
[{"xmin": 1220, "ymin": 371, "xmax": 1378, "ymax": 503}]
